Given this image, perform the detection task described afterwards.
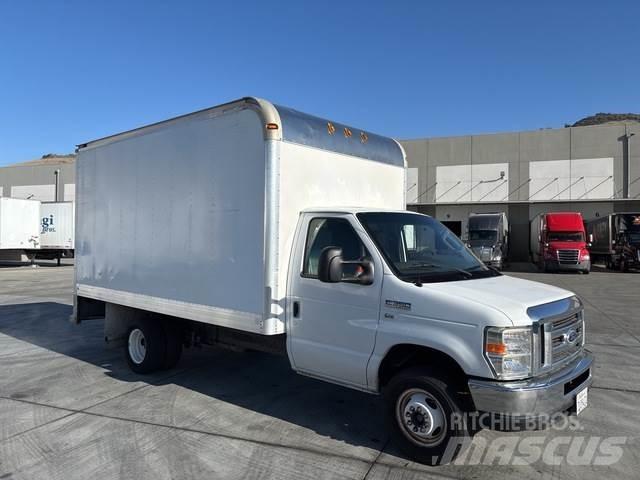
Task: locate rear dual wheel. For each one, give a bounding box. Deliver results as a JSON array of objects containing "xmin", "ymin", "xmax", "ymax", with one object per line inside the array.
[{"xmin": 125, "ymin": 316, "xmax": 182, "ymax": 374}]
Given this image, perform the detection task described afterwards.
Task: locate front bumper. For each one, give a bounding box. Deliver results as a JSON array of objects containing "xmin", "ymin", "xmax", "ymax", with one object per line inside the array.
[
  {"xmin": 545, "ymin": 259, "xmax": 590, "ymax": 272},
  {"xmin": 483, "ymin": 259, "xmax": 503, "ymax": 268},
  {"xmin": 468, "ymin": 350, "xmax": 593, "ymax": 421}
]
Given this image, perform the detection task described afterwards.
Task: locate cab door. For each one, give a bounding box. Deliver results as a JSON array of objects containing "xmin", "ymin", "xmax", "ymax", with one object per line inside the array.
[{"xmin": 287, "ymin": 213, "xmax": 383, "ymax": 389}]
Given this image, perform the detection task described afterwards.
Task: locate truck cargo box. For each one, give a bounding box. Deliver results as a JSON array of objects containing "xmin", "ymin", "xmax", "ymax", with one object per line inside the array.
[
  {"xmin": 0, "ymin": 197, "xmax": 41, "ymax": 250},
  {"xmin": 74, "ymin": 97, "xmax": 406, "ymax": 335},
  {"xmin": 40, "ymin": 202, "xmax": 75, "ymax": 249}
]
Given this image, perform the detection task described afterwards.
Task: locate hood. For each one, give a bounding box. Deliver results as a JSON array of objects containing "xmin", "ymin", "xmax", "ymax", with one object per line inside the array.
[{"xmin": 424, "ymin": 275, "xmax": 573, "ymax": 326}]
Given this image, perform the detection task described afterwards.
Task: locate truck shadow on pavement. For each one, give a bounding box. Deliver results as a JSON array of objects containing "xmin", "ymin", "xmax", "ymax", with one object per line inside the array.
[{"xmin": 0, "ymin": 302, "xmax": 393, "ymax": 459}]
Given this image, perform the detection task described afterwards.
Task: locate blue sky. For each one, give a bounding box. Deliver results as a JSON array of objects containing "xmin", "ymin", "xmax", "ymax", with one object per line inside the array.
[{"xmin": 1, "ymin": 0, "xmax": 638, "ymax": 166}]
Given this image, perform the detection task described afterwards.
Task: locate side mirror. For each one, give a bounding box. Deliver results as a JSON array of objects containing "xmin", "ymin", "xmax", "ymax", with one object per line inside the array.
[
  {"xmin": 348, "ymin": 259, "xmax": 375, "ymax": 286},
  {"xmin": 318, "ymin": 247, "xmax": 343, "ymax": 283},
  {"xmin": 317, "ymin": 246, "xmax": 375, "ymax": 285}
]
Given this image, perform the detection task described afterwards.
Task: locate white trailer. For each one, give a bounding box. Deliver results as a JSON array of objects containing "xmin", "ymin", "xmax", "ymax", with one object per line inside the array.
[
  {"xmin": 37, "ymin": 202, "xmax": 75, "ymax": 265},
  {"xmin": 73, "ymin": 98, "xmax": 592, "ymax": 465},
  {"xmin": 0, "ymin": 197, "xmax": 41, "ymax": 250}
]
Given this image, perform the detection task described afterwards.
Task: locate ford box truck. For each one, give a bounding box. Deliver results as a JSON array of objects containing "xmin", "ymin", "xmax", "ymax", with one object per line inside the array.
[{"xmin": 72, "ymin": 98, "xmax": 593, "ymax": 464}]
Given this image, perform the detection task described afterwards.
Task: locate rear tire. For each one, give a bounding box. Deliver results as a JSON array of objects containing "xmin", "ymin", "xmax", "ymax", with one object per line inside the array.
[
  {"xmin": 125, "ymin": 317, "xmax": 167, "ymax": 374},
  {"xmin": 384, "ymin": 367, "xmax": 471, "ymax": 465}
]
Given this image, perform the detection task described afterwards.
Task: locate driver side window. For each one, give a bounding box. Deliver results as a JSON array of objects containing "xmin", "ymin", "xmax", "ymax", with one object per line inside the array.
[{"xmin": 303, "ymin": 218, "xmax": 370, "ymax": 279}]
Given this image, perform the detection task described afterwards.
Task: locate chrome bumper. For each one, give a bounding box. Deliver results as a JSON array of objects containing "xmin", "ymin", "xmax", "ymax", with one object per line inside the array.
[
  {"xmin": 468, "ymin": 350, "xmax": 593, "ymax": 418},
  {"xmin": 545, "ymin": 259, "xmax": 591, "ymax": 272}
]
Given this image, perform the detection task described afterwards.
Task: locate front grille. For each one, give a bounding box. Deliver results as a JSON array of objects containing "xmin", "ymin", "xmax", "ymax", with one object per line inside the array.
[
  {"xmin": 473, "ymin": 247, "xmax": 493, "ymax": 262},
  {"xmin": 535, "ymin": 310, "xmax": 584, "ymax": 374},
  {"xmin": 552, "ymin": 312, "xmax": 580, "ymax": 330},
  {"xmin": 557, "ymin": 249, "xmax": 579, "ymax": 265}
]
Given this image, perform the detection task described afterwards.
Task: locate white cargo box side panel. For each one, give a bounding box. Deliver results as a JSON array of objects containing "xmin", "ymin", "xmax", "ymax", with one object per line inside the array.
[
  {"xmin": 76, "ymin": 108, "xmax": 268, "ymax": 332},
  {"xmin": 276, "ymin": 141, "xmax": 406, "ymax": 301},
  {"xmin": 40, "ymin": 202, "xmax": 75, "ymax": 249},
  {"xmin": 0, "ymin": 197, "xmax": 41, "ymax": 249}
]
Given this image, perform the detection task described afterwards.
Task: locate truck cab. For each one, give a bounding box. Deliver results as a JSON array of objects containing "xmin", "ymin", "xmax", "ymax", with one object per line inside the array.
[
  {"xmin": 531, "ymin": 212, "xmax": 591, "ymax": 273},
  {"xmin": 287, "ymin": 208, "xmax": 593, "ymax": 463},
  {"xmin": 466, "ymin": 212, "xmax": 509, "ymax": 269}
]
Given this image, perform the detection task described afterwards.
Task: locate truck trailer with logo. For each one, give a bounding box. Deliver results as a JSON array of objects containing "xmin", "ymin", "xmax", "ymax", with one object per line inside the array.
[
  {"xmin": 530, "ymin": 212, "xmax": 591, "ymax": 273},
  {"xmin": 72, "ymin": 97, "xmax": 593, "ymax": 464},
  {"xmin": 586, "ymin": 213, "xmax": 640, "ymax": 271},
  {"xmin": 36, "ymin": 201, "xmax": 75, "ymax": 265}
]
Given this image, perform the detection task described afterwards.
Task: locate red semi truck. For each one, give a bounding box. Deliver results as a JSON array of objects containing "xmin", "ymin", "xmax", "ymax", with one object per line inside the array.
[{"xmin": 530, "ymin": 212, "xmax": 591, "ymax": 273}]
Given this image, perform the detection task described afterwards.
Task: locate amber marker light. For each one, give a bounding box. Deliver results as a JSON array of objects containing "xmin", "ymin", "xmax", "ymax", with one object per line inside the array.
[{"xmin": 485, "ymin": 343, "xmax": 507, "ymax": 355}]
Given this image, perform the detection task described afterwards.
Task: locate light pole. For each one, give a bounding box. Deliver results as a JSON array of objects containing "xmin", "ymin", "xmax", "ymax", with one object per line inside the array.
[
  {"xmin": 54, "ymin": 169, "xmax": 60, "ymax": 202},
  {"xmin": 622, "ymin": 127, "xmax": 635, "ymax": 199}
]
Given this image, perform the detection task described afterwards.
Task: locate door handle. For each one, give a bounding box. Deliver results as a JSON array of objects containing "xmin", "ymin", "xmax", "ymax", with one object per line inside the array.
[{"xmin": 293, "ymin": 301, "xmax": 300, "ymax": 318}]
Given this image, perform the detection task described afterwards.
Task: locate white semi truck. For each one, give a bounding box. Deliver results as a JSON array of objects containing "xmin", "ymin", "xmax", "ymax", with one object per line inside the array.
[{"xmin": 72, "ymin": 97, "xmax": 593, "ymax": 464}]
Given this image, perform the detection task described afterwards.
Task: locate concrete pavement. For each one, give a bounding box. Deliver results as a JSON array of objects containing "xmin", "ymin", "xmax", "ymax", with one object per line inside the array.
[{"xmin": 0, "ymin": 264, "xmax": 638, "ymax": 479}]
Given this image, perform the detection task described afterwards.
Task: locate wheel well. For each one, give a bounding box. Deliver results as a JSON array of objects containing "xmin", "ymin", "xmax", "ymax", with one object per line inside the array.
[{"xmin": 378, "ymin": 344, "xmax": 468, "ymax": 390}]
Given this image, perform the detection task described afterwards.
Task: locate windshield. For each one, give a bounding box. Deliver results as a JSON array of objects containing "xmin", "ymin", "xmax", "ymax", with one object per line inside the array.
[
  {"xmin": 547, "ymin": 231, "xmax": 584, "ymax": 242},
  {"xmin": 469, "ymin": 230, "xmax": 497, "ymax": 242},
  {"xmin": 357, "ymin": 212, "xmax": 496, "ymax": 283}
]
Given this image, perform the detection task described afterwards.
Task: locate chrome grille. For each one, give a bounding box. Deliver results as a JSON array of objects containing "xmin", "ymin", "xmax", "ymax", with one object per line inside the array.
[
  {"xmin": 472, "ymin": 246, "xmax": 492, "ymax": 262},
  {"xmin": 557, "ymin": 249, "xmax": 579, "ymax": 265},
  {"xmin": 534, "ymin": 310, "xmax": 584, "ymax": 374},
  {"xmin": 552, "ymin": 312, "xmax": 580, "ymax": 330}
]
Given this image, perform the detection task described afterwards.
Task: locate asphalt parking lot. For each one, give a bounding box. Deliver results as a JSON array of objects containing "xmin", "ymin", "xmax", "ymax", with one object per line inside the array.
[{"xmin": 0, "ymin": 264, "xmax": 639, "ymax": 479}]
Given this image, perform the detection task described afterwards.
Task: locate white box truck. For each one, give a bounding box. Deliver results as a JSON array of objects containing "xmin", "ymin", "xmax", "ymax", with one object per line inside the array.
[
  {"xmin": 37, "ymin": 202, "xmax": 75, "ymax": 265},
  {"xmin": 73, "ymin": 97, "xmax": 593, "ymax": 464},
  {"xmin": 0, "ymin": 197, "xmax": 41, "ymax": 250}
]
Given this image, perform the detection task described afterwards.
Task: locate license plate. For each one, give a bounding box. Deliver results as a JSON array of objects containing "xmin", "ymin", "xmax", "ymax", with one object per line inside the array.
[{"xmin": 576, "ymin": 387, "xmax": 588, "ymax": 415}]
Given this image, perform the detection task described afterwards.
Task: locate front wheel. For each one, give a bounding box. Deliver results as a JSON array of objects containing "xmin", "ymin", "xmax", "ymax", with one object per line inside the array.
[{"xmin": 384, "ymin": 367, "xmax": 472, "ymax": 465}]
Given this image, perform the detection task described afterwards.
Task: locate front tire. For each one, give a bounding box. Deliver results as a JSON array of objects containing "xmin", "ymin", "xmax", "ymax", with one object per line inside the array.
[{"xmin": 384, "ymin": 367, "xmax": 471, "ymax": 465}]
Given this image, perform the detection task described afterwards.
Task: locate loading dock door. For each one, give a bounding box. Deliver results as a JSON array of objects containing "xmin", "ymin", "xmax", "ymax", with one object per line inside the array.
[{"xmin": 441, "ymin": 221, "xmax": 462, "ymax": 238}]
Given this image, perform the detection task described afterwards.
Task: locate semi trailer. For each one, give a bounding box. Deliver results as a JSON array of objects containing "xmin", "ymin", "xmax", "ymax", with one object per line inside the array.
[
  {"xmin": 72, "ymin": 97, "xmax": 593, "ymax": 464},
  {"xmin": 36, "ymin": 202, "xmax": 75, "ymax": 265},
  {"xmin": 466, "ymin": 212, "xmax": 509, "ymax": 270},
  {"xmin": 530, "ymin": 212, "xmax": 590, "ymax": 273},
  {"xmin": 586, "ymin": 213, "xmax": 640, "ymax": 271},
  {"xmin": 0, "ymin": 197, "xmax": 41, "ymax": 256}
]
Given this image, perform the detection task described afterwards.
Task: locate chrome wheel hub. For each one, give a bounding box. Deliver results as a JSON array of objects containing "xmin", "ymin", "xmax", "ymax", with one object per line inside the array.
[
  {"xmin": 397, "ymin": 389, "xmax": 446, "ymax": 446},
  {"xmin": 128, "ymin": 328, "xmax": 147, "ymax": 364}
]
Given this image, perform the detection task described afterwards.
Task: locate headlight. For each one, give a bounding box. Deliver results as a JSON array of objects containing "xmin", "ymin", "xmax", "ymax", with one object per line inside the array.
[{"xmin": 484, "ymin": 327, "xmax": 532, "ymax": 380}]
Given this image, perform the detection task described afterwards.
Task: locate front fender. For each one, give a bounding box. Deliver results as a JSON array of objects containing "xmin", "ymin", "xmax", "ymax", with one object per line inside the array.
[{"xmin": 366, "ymin": 312, "xmax": 494, "ymax": 391}]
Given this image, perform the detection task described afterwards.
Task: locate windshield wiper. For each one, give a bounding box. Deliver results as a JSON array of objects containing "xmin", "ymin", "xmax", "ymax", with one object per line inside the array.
[{"xmin": 403, "ymin": 263, "xmax": 473, "ymax": 279}]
